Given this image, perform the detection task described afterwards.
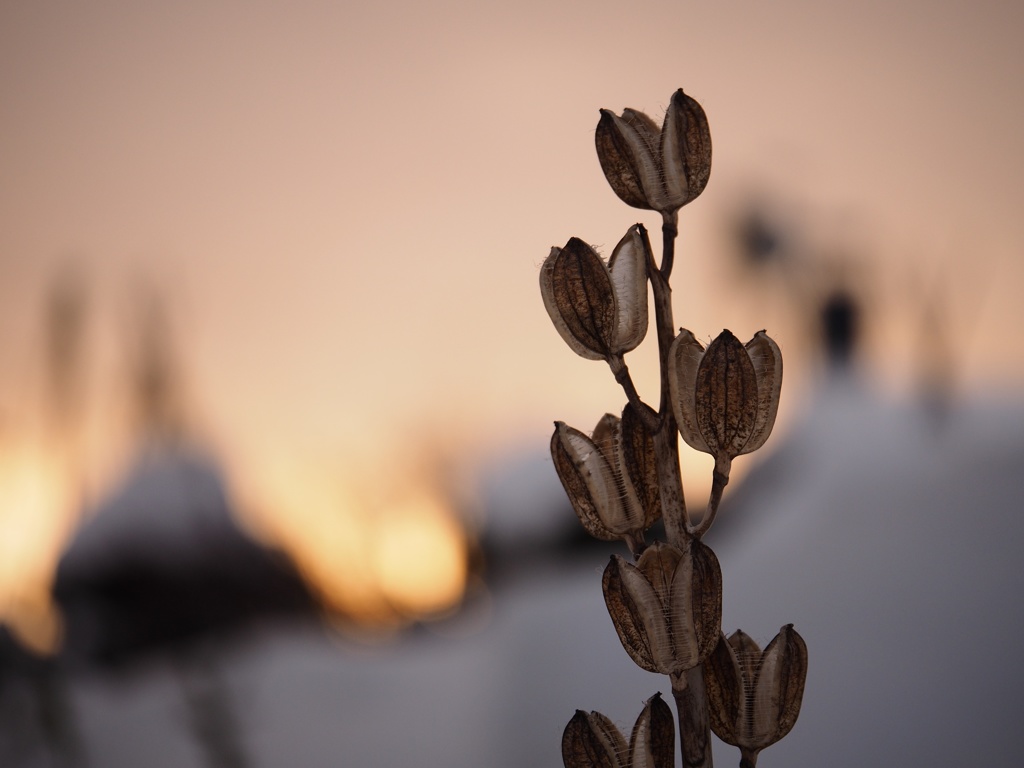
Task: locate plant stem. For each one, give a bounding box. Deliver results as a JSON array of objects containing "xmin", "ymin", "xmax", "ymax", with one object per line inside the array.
[
  {"xmin": 690, "ymin": 459, "xmax": 731, "ymax": 539},
  {"xmin": 672, "ymin": 665, "xmax": 714, "ymax": 768},
  {"xmin": 660, "ymin": 211, "xmax": 678, "ymax": 280},
  {"xmin": 608, "ymin": 355, "xmax": 659, "ymax": 433},
  {"xmin": 653, "ymin": 424, "xmax": 687, "ymax": 548},
  {"xmin": 642, "ymin": 218, "xmax": 689, "ymax": 548},
  {"xmin": 647, "ymin": 220, "xmax": 679, "ymax": 416},
  {"xmin": 657, "ymin": 211, "xmax": 713, "ymax": 768}
]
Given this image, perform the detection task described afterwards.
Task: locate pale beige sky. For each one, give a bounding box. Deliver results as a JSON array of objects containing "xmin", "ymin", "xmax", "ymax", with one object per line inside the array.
[{"xmin": 1, "ymin": 0, "xmax": 1022, "ymax": 632}]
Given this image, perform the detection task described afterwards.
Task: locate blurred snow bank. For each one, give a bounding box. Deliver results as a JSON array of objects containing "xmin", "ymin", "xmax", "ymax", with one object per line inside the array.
[
  {"xmin": 3, "ymin": 380, "xmax": 1023, "ymax": 767},
  {"xmin": 711, "ymin": 376, "xmax": 1024, "ymax": 767}
]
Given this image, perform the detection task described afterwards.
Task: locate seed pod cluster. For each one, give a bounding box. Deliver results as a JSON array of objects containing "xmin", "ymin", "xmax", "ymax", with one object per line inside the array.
[
  {"xmin": 561, "ymin": 693, "xmax": 675, "ymax": 768},
  {"xmin": 595, "ymin": 89, "xmax": 712, "ymax": 216},
  {"xmin": 704, "ymin": 625, "xmax": 808, "ymax": 760},
  {"xmin": 550, "ymin": 404, "xmax": 660, "ymax": 553},
  {"xmin": 541, "ymin": 87, "xmax": 806, "ymax": 768},
  {"xmin": 602, "ymin": 541, "xmax": 722, "ymax": 676}
]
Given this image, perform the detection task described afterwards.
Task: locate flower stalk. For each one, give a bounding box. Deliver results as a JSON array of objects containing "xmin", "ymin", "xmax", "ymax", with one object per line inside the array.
[
  {"xmin": 543, "ymin": 88, "xmax": 806, "ymax": 768},
  {"xmin": 673, "ymin": 665, "xmax": 713, "ymax": 768}
]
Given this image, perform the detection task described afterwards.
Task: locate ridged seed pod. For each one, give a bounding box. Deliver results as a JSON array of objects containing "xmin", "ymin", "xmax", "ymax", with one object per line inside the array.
[
  {"xmin": 561, "ymin": 693, "xmax": 675, "ymax": 768},
  {"xmin": 704, "ymin": 625, "xmax": 808, "ymax": 763},
  {"xmin": 668, "ymin": 329, "xmax": 782, "ymax": 475},
  {"xmin": 540, "ymin": 226, "xmax": 650, "ymax": 360},
  {"xmin": 550, "ymin": 404, "xmax": 660, "ymax": 552},
  {"xmin": 595, "ymin": 88, "xmax": 712, "ymax": 216},
  {"xmin": 602, "ymin": 541, "xmax": 722, "ymax": 676}
]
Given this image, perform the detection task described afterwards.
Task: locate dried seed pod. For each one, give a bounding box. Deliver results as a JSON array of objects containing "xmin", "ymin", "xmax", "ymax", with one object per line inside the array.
[
  {"xmin": 595, "ymin": 88, "xmax": 712, "ymax": 215},
  {"xmin": 540, "ymin": 226, "xmax": 650, "ymax": 360},
  {"xmin": 668, "ymin": 329, "xmax": 782, "ymax": 473},
  {"xmin": 618, "ymin": 402, "xmax": 660, "ymax": 526},
  {"xmin": 627, "ymin": 692, "xmax": 675, "ymax": 768},
  {"xmin": 602, "ymin": 541, "xmax": 722, "ymax": 675},
  {"xmin": 704, "ymin": 625, "xmax": 808, "ymax": 759},
  {"xmin": 561, "ymin": 693, "xmax": 675, "ymax": 768},
  {"xmin": 550, "ymin": 405, "xmax": 660, "ymax": 550},
  {"xmin": 562, "ymin": 709, "xmax": 625, "ymax": 768}
]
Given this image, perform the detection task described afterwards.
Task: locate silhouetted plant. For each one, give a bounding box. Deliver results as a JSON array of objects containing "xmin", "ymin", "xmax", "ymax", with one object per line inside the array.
[{"xmin": 541, "ymin": 89, "xmax": 807, "ymax": 768}]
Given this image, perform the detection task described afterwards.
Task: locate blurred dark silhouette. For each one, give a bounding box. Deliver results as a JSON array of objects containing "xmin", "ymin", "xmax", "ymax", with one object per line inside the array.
[
  {"xmin": 46, "ymin": 285, "xmax": 315, "ymax": 768},
  {"xmin": 726, "ymin": 194, "xmax": 969, "ymax": 411},
  {"xmin": 0, "ymin": 627, "xmax": 87, "ymax": 767},
  {"xmin": 124, "ymin": 285, "xmax": 187, "ymax": 443},
  {"xmin": 735, "ymin": 204, "xmax": 788, "ymax": 269},
  {"xmin": 53, "ymin": 285, "xmax": 315, "ymax": 667},
  {"xmin": 45, "ymin": 265, "xmax": 89, "ymax": 433},
  {"xmin": 820, "ymin": 288, "xmax": 860, "ymax": 370},
  {"xmin": 53, "ymin": 446, "xmax": 315, "ymax": 668},
  {"xmin": 727, "ymin": 198, "xmax": 875, "ymax": 377}
]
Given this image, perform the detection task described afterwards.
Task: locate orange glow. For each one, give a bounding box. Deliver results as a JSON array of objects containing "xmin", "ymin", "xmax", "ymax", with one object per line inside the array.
[
  {"xmin": 0, "ymin": 447, "xmax": 73, "ymax": 654},
  {"xmin": 373, "ymin": 493, "xmax": 467, "ymax": 618},
  {"xmin": 241, "ymin": 457, "xmax": 467, "ymax": 627}
]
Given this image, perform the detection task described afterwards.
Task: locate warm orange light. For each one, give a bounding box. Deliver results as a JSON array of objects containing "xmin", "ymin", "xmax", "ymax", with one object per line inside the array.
[
  {"xmin": 373, "ymin": 492, "xmax": 467, "ymax": 618},
  {"xmin": 241, "ymin": 457, "xmax": 467, "ymax": 627},
  {"xmin": 0, "ymin": 447, "xmax": 73, "ymax": 655}
]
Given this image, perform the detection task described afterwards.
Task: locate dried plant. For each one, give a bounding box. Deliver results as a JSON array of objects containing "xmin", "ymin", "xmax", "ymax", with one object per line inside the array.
[{"xmin": 541, "ymin": 89, "xmax": 807, "ymax": 768}]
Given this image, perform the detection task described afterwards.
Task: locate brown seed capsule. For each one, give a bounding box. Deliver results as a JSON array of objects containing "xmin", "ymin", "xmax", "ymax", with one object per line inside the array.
[
  {"xmin": 540, "ymin": 226, "xmax": 650, "ymax": 360},
  {"xmin": 602, "ymin": 541, "xmax": 722, "ymax": 676},
  {"xmin": 561, "ymin": 693, "xmax": 675, "ymax": 768},
  {"xmin": 668, "ymin": 329, "xmax": 782, "ymax": 473},
  {"xmin": 550, "ymin": 404, "xmax": 660, "ymax": 551},
  {"xmin": 595, "ymin": 88, "xmax": 712, "ymax": 215},
  {"xmin": 618, "ymin": 402, "xmax": 660, "ymax": 527},
  {"xmin": 704, "ymin": 625, "xmax": 808, "ymax": 758}
]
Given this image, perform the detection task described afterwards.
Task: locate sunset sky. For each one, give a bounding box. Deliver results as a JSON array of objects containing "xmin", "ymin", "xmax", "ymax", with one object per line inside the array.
[{"xmin": 1, "ymin": 0, "xmax": 1022, "ymax": 640}]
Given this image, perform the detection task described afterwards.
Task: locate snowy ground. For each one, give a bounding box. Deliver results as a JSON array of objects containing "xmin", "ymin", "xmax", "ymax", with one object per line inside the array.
[{"xmin": 3, "ymin": 380, "xmax": 1023, "ymax": 767}]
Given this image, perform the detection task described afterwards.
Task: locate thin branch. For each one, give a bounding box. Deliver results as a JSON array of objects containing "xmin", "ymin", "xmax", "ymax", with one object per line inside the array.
[
  {"xmin": 607, "ymin": 354, "xmax": 659, "ymax": 432},
  {"xmin": 689, "ymin": 459, "xmax": 731, "ymax": 539},
  {"xmin": 660, "ymin": 211, "xmax": 679, "ymax": 279}
]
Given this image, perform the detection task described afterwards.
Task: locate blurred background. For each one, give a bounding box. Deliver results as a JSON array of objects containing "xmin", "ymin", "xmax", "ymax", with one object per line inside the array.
[{"xmin": 1, "ymin": 0, "xmax": 1022, "ymax": 766}]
